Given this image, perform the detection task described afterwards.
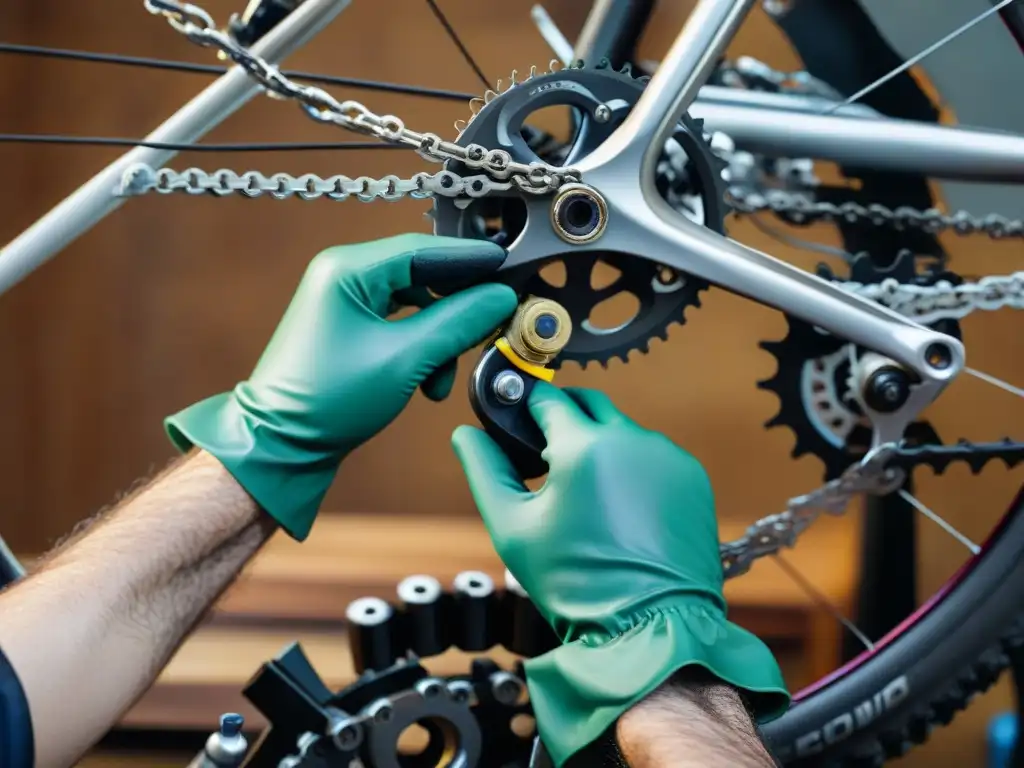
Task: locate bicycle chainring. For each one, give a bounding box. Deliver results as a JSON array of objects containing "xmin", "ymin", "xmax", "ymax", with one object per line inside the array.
[{"xmin": 431, "ymin": 59, "xmax": 729, "ymax": 367}]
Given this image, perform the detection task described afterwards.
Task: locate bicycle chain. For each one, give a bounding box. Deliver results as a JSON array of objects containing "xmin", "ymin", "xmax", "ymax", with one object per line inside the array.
[
  {"xmin": 116, "ymin": 163, "xmax": 511, "ymax": 201},
  {"xmin": 143, "ymin": 0, "xmax": 578, "ymax": 197},
  {"xmin": 727, "ymin": 186, "xmax": 1024, "ymax": 239},
  {"xmin": 721, "ymin": 445, "xmax": 901, "ymax": 578},
  {"xmin": 138, "ymin": 1, "xmax": 1024, "ymax": 576}
]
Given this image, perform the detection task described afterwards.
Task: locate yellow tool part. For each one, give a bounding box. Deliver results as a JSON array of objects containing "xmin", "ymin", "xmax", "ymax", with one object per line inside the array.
[{"xmin": 494, "ymin": 337, "xmax": 556, "ymax": 382}]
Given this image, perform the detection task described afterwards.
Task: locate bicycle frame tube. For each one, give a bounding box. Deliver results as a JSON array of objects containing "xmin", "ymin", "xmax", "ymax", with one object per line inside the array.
[
  {"xmin": 693, "ymin": 101, "xmax": 1024, "ymax": 183},
  {"xmin": 0, "ymin": 0, "xmax": 351, "ymax": 298}
]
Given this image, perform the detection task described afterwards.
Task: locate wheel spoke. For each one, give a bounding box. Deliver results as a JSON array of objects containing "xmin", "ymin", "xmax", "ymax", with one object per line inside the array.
[
  {"xmin": 772, "ymin": 554, "xmax": 875, "ymax": 651},
  {"xmin": 897, "ymin": 490, "xmax": 981, "ymax": 555},
  {"xmin": 966, "ymin": 367, "xmax": 1024, "ymax": 400},
  {"xmin": 0, "ymin": 43, "xmax": 474, "ymax": 101},
  {"xmin": 0, "ymin": 135, "xmax": 405, "ymax": 152},
  {"xmin": 824, "ymin": 0, "xmax": 1019, "ymax": 115},
  {"xmin": 425, "ymin": 0, "xmax": 490, "ymax": 90}
]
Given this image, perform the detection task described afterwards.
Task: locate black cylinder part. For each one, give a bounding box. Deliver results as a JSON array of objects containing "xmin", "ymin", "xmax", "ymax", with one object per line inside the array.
[
  {"xmin": 452, "ymin": 570, "xmax": 497, "ymax": 652},
  {"xmin": 501, "ymin": 570, "xmax": 559, "ymax": 658},
  {"xmin": 345, "ymin": 596, "xmax": 395, "ymax": 674},
  {"xmin": 396, "ymin": 574, "xmax": 448, "ymax": 658}
]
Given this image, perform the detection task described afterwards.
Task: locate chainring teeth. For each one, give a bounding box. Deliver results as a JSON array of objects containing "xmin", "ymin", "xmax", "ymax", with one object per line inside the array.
[{"xmin": 442, "ymin": 57, "xmax": 729, "ymax": 368}]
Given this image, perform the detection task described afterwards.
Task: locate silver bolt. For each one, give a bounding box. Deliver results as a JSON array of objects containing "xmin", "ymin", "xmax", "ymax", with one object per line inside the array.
[
  {"xmin": 447, "ymin": 679, "xmax": 474, "ymax": 704},
  {"xmin": 492, "ymin": 370, "xmax": 525, "ymax": 404},
  {"xmin": 594, "ymin": 104, "xmax": 611, "ymax": 123},
  {"xmin": 762, "ymin": 0, "xmax": 793, "ymax": 17},
  {"xmin": 490, "ymin": 671, "xmax": 524, "ymax": 706}
]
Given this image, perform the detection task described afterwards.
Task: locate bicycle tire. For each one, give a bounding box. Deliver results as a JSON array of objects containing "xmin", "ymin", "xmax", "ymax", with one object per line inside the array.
[{"xmin": 762, "ymin": 488, "xmax": 1024, "ymax": 766}]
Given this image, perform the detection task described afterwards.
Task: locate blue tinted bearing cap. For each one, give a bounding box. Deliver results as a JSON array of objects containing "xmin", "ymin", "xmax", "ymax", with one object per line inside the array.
[{"xmin": 534, "ymin": 313, "xmax": 559, "ymax": 339}]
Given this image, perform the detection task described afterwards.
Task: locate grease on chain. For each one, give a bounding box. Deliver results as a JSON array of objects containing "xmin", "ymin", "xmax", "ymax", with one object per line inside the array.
[{"xmin": 142, "ymin": 0, "xmax": 578, "ymax": 196}]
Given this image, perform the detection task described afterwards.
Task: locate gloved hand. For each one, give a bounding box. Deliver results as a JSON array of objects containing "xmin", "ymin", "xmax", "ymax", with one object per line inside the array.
[
  {"xmin": 452, "ymin": 384, "xmax": 790, "ymax": 766},
  {"xmin": 166, "ymin": 233, "xmax": 517, "ymax": 541}
]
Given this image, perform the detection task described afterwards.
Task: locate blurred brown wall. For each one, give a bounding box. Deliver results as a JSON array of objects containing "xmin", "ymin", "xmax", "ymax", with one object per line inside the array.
[{"xmin": 0, "ymin": 1, "xmax": 1022, "ymax": 764}]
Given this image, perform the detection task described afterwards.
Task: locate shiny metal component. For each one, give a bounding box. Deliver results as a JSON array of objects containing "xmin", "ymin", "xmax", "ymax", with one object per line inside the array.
[
  {"xmin": 117, "ymin": 164, "xmax": 516, "ymax": 202},
  {"xmin": 492, "ymin": 370, "xmax": 526, "ymax": 404},
  {"xmin": 0, "ymin": 0, "xmax": 350, "ymax": 297},
  {"xmin": 594, "ymin": 103, "xmax": 611, "ymax": 123},
  {"xmin": 550, "ymin": 183, "xmax": 609, "ymax": 243},
  {"xmin": 504, "ymin": 297, "xmax": 573, "ymax": 365},
  {"xmin": 490, "ymin": 670, "xmax": 525, "ymax": 706},
  {"xmin": 187, "ymin": 713, "xmax": 248, "ymax": 767},
  {"xmin": 325, "ymin": 708, "xmax": 364, "ymax": 752}
]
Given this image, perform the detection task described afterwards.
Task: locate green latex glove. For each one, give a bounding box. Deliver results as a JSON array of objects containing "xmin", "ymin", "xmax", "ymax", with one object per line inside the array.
[
  {"xmin": 166, "ymin": 233, "xmax": 517, "ymax": 540},
  {"xmin": 452, "ymin": 384, "xmax": 790, "ymax": 766}
]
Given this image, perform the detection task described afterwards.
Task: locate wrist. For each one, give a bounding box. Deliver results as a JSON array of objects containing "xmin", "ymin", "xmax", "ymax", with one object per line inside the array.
[
  {"xmin": 523, "ymin": 603, "xmax": 789, "ymax": 767},
  {"xmin": 616, "ymin": 668, "xmax": 776, "ymax": 768},
  {"xmin": 165, "ymin": 392, "xmax": 342, "ymax": 541}
]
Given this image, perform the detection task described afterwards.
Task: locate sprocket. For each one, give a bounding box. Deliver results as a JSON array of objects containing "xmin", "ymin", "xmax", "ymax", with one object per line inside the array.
[
  {"xmin": 431, "ymin": 59, "xmax": 729, "ymax": 367},
  {"xmin": 757, "ymin": 251, "xmax": 963, "ymax": 480}
]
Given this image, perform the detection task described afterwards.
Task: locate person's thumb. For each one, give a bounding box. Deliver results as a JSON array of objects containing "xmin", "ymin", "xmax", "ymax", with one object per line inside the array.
[
  {"xmin": 403, "ymin": 283, "xmax": 518, "ymax": 366},
  {"xmin": 451, "ymin": 425, "xmax": 529, "ymax": 533}
]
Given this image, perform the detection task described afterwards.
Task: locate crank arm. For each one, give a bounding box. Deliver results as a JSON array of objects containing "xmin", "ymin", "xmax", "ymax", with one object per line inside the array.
[
  {"xmin": 498, "ymin": 182, "xmax": 964, "ymax": 448},
  {"xmin": 468, "ymin": 298, "xmax": 572, "ymax": 480}
]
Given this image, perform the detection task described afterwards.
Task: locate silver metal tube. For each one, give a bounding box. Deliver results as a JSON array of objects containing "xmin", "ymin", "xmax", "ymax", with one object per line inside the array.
[
  {"xmin": 0, "ymin": 0, "xmax": 351, "ymax": 297},
  {"xmin": 696, "ymin": 85, "xmax": 880, "ymax": 119},
  {"xmin": 576, "ymin": 0, "xmax": 755, "ymax": 178},
  {"xmin": 692, "ymin": 100, "xmax": 1024, "ymax": 182}
]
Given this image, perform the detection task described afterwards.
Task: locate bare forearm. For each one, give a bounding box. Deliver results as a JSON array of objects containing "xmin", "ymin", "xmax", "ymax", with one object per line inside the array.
[
  {"xmin": 0, "ymin": 450, "xmax": 276, "ymax": 767},
  {"xmin": 616, "ymin": 670, "xmax": 777, "ymax": 768}
]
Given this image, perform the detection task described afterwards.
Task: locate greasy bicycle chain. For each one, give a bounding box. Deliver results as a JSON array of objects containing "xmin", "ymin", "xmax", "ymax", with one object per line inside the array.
[{"xmin": 143, "ymin": 0, "xmax": 578, "ymax": 196}]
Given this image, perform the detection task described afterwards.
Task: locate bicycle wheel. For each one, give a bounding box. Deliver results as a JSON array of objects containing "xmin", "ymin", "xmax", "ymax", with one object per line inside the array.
[{"xmin": 1, "ymin": 1, "xmax": 1023, "ymax": 767}]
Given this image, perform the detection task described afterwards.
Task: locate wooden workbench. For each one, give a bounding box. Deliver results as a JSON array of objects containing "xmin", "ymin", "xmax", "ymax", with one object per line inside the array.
[{"xmin": 117, "ymin": 510, "xmax": 860, "ymax": 731}]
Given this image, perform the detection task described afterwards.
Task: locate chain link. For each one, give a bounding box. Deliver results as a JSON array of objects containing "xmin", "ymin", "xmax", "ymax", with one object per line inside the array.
[{"xmin": 142, "ymin": 0, "xmax": 579, "ymax": 196}]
